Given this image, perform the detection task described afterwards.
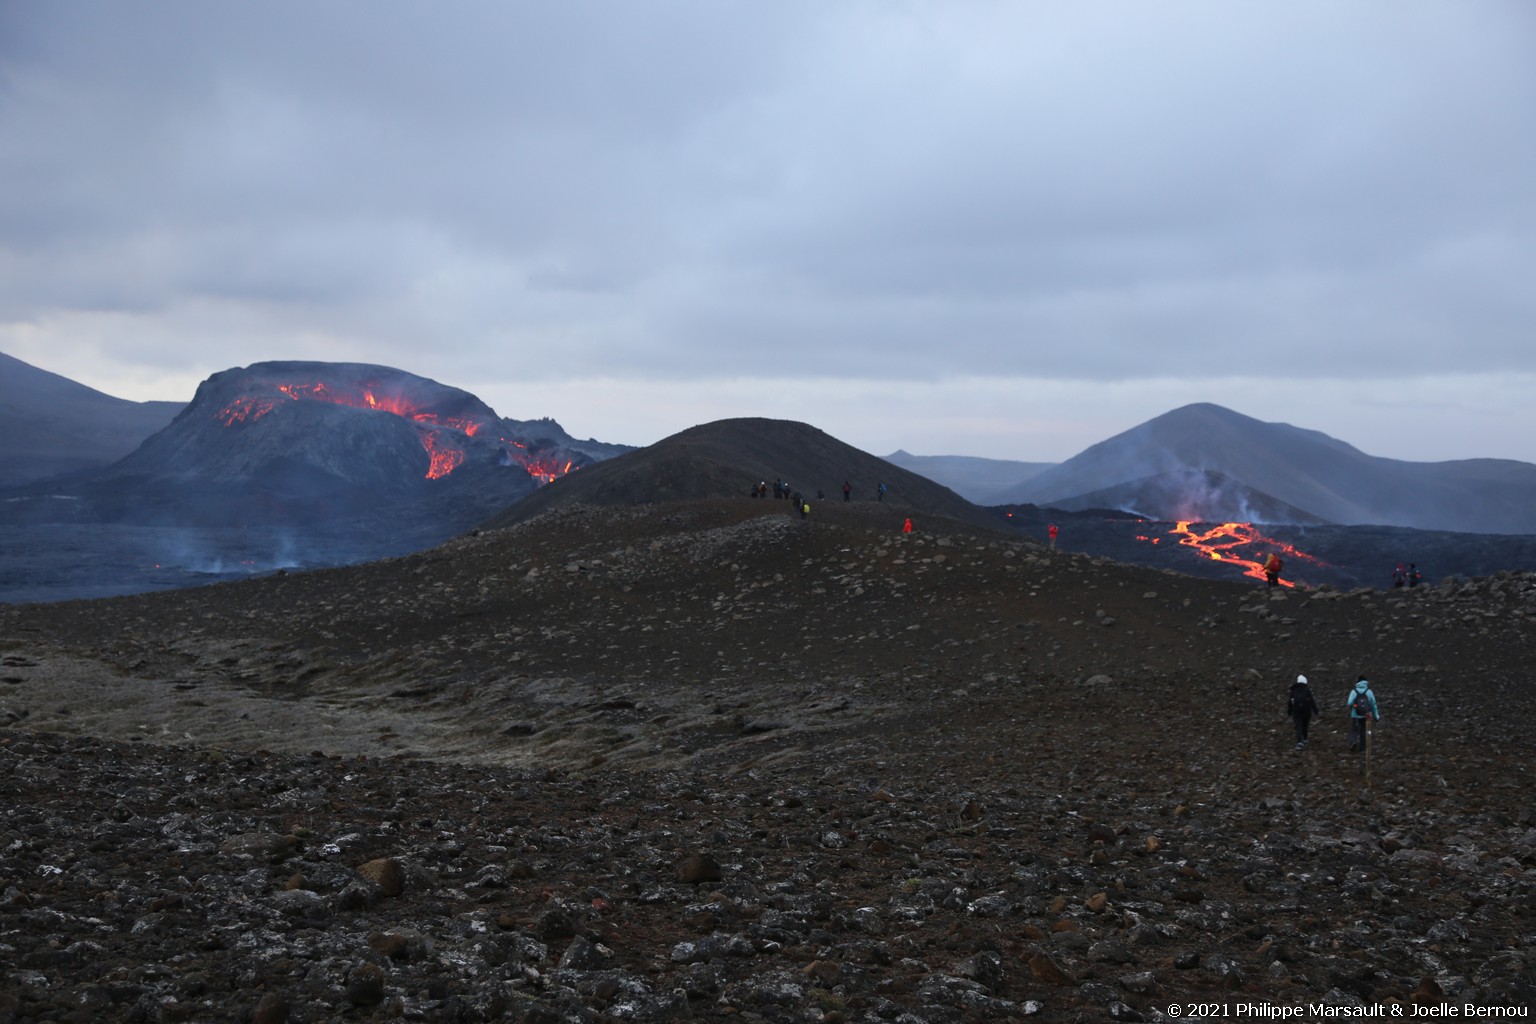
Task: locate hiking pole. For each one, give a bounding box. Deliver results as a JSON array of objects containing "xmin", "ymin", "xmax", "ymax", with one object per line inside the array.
[{"xmin": 1365, "ymin": 720, "xmax": 1373, "ymax": 788}]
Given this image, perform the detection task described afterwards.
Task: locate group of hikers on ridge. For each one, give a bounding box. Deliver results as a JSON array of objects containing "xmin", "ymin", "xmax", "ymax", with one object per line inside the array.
[
  {"xmin": 750, "ymin": 478, "xmax": 890, "ymax": 506},
  {"xmin": 750, "ymin": 479, "xmax": 813, "ymax": 517},
  {"xmin": 1286, "ymin": 673, "xmax": 1381, "ymax": 751}
]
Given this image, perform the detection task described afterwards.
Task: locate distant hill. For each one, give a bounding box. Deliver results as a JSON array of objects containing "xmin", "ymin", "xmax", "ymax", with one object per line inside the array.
[
  {"xmin": 484, "ymin": 417, "xmax": 1000, "ymax": 532},
  {"xmin": 882, "ymin": 450, "xmax": 1053, "ymax": 504},
  {"xmin": 0, "ymin": 350, "xmax": 183, "ymax": 485},
  {"xmin": 995, "ymin": 403, "xmax": 1536, "ymax": 534}
]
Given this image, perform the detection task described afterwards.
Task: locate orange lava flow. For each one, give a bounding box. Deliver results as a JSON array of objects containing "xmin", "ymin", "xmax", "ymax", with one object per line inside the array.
[
  {"xmin": 420, "ymin": 430, "xmax": 467, "ymax": 480},
  {"xmin": 216, "ymin": 396, "xmax": 275, "ymax": 426},
  {"xmin": 217, "ymin": 379, "xmax": 482, "ymax": 479},
  {"xmin": 216, "ymin": 378, "xmax": 578, "ymax": 484},
  {"xmin": 1160, "ymin": 521, "xmax": 1326, "ymax": 587},
  {"xmin": 524, "ymin": 458, "xmax": 575, "ymax": 485},
  {"xmin": 278, "ymin": 383, "xmax": 483, "ymax": 435}
]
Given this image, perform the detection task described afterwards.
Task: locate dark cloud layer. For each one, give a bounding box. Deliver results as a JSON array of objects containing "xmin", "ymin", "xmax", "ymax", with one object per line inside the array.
[{"xmin": 2, "ymin": 2, "xmax": 1533, "ymax": 460}]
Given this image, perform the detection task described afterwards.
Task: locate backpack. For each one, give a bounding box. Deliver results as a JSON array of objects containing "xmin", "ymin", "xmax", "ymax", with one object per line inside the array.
[
  {"xmin": 1288, "ymin": 686, "xmax": 1310, "ymax": 716},
  {"xmin": 1351, "ymin": 689, "xmax": 1372, "ymax": 718}
]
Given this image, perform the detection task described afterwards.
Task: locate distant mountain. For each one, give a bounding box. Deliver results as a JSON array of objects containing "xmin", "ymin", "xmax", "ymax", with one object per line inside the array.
[
  {"xmin": 995, "ymin": 402, "xmax": 1536, "ymax": 534},
  {"xmin": 881, "ymin": 450, "xmax": 1053, "ymax": 505},
  {"xmin": 485, "ymin": 417, "xmax": 999, "ymax": 531},
  {"xmin": 0, "ymin": 350, "xmax": 183, "ymax": 485}
]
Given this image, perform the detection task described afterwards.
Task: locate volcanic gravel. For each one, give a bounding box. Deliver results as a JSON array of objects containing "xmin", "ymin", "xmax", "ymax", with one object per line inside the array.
[{"xmin": 3, "ymin": 498, "xmax": 1535, "ymax": 1022}]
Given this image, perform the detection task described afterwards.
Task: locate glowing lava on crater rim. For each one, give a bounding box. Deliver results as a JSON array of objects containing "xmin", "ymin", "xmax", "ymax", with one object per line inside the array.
[{"xmin": 215, "ymin": 379, "xmax": 571, "ymax": 483}]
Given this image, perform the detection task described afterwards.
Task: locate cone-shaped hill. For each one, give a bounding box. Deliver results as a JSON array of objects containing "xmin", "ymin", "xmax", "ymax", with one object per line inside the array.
[
  {"xmin": 482, "ymin": 417, "xmax": 1003, "ymax": 532},
  {"xmin": 997, "ymin": 402, "xmax": 1536, "ymax": 533}
]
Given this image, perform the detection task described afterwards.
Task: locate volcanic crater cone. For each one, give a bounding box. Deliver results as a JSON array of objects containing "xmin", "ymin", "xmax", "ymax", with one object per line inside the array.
[
  {"xmin": 103, "ymin": 361, "xmax": 540, "ymax": 499},
  {"xmin": 485, "ymin": 416, "xmax": 1000, "ymax": 532},
  {"xmin": 22, "ymin": 361, "xmax": 627, "ymax": 554}
]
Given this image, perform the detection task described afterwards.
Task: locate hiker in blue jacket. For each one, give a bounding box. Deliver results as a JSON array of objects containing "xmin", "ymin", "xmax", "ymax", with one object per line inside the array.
[{"xmin": 1346, "ymin": 675, "xmax": 1380, "ymax": 752}]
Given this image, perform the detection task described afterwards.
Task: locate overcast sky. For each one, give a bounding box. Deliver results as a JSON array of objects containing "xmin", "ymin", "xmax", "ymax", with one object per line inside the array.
[{"xmin": 2, "ymin": 1, "xmax": 1534, "ymax": 463}]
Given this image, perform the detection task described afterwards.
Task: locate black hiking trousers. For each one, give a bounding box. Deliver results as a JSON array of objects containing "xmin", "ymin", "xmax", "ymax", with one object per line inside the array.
[{"xmin": 1291, "ymin": 713, "xmax": 1313, "ymax": 744}]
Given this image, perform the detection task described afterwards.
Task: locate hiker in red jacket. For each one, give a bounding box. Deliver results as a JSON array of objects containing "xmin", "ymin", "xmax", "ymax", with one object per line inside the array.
[{"xmin": 1263, "ymin": 552, "xmax": 1283, "ymax": 589}]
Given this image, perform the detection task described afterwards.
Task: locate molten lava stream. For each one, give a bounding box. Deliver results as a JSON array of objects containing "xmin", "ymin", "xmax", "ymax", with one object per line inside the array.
[
  {"xmin": 1167, "ymin": 521, "xmax": 1322, "ymax": 587},
  {"xmin": 216, "ymin": 396, "xmax": 275, "ymax": 426},
  {"xmin": 419, "ymin": 430, "xmax": 466, "ymax": 479}
]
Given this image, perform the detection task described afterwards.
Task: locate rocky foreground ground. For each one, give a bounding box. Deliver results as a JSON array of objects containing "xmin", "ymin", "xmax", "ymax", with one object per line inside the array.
[{"xmin": 3, "ymin": 499, "xmax": 1535, "ymax": 1022}]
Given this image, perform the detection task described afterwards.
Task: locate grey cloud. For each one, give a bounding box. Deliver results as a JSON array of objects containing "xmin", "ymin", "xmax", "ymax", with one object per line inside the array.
[{"xmin": 1, "ymin": 0, "xmax": 1533, "ymax": 422}]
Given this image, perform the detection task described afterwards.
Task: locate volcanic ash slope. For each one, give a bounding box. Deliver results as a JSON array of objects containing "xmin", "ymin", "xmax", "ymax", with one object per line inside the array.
[{"xmin": 2, "ymin": 499, "xmax": 1535, "ymax": 1019}]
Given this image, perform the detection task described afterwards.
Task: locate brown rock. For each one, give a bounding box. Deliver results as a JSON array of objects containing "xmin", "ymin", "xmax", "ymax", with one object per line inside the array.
[
  {"xmin": 357, "ymin": 857, "xmax": 406, "ymax": 897},
  {"xmin": 1411, "ymin": 977, "xmax": 1445, "ymax": 1005},
  {"xmin": 252, "ymin": 992, "xmax": 289, "ymax": 1024},
  {"xmin": 369, "ymin": 932, "xmax": 409, "ymax": 960},
  {"xmin": 1029, "ymin": 952, "xmax": 1076, "ymax": 986},
  {"xmin": 683, "ymin": 905, "xmax": 726, "ymax": 932},
  {"xmin": 345, "ymin": 963, "xmax": 386, "ymax": 1007},
  {"xmin": 675, "ymin": 852, "xmax": 722, "ymax": 884},
  {"xmin": 1086, "ymin": 892, "xmax": 1109, "ymax": 913}
]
